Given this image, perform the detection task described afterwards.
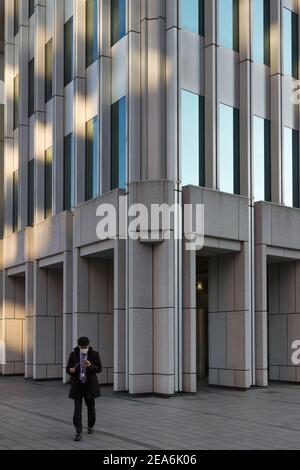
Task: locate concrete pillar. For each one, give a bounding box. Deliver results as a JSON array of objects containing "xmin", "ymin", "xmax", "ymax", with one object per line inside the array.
[
  {"xmin": 182, "ymin": 247, "xmax": 197, "ymax": 393},
  {"xmin": 114, "ymin": 239, "xmax": 126, "ymax": 391},
  {"xmin": 99, "ymin": 0, "xmax": 111, "ymax": 194},
  {"xmin": 25, "ymin": 262, "xmax": 34, "ymax": 378},
  {"xmin": 53, "ymin": 0, "xmax": 64, "ymax": 215},
  {"xmin": 34, "ymin": 2, "xmax": 46, "ymax": 223},
  {"xmin": 204, "ymin": 0, "xmax": 217, "ymax": 189},
  {"xmin": 270, "ymin": 0, "xmax": 282, "ymax": 204},
  {"xmin": 63, "ymin": 251, "xmax": 73, "ymax": 383},
  {"xmin": 140, "ymin": 0, "xmax": 166, "ymax": 180},
  {"xmin": 255, "ymin": 243, "xmax": 268, "ymax": 386},
  {"xmin": 74, "ymin": 0, "xmax": 86, "ymax": 205}
]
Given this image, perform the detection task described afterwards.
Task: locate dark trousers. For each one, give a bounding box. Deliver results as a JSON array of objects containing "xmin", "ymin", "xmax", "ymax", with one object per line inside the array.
[{"xmin": 73, "ymin": 386, "xmax": 96, "ymax": 433}]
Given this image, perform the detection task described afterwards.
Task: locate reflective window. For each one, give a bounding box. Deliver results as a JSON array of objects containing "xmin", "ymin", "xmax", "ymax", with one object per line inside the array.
[
  {"xmin": 64, "ymin": 17, "xmax": 73, "ymax": 86},
  {"xmin": 283, "ymin": 8, "xmax": 298, "ymax": 78},
  {"xmin": 111, "ymin": 0, "xmax": 126, "ymax": 46},
  {"xmin": 111, "ymin": 97, "xmax": 126, "ymax": 190},
  {"xmin": 283, "ymin": 128, "xmax": 299, "ymax": 208},
  {"xmin": 218, "ymin": 0, "xmax": 239, "ymax": 51},
  {"xmin": 13, "ymin": 75, "xmax": 19, "ymax": 130},
  {"xmin": 181, "ymin": 90, "xmax": 205, "ymax": 187},
  {"xmin": 86, "ymin": 0, "xmax": 98, "ymax": 68},
  {"xmin": 45, "ymin": 39, "xmax": 53, "ymax": 103},
  {"xmin": 64, "ymin": 133, "xmax": 74, "ymax": 210},
  {"xmin": 29, "ymin": 58, "xmax": 34, "ymax": 116},
  {"xmin": 13, "ymin": 169, "xmax": 19, "ymax": 232},
  {"xmin": 252, "ymin": 0, "xmax": 270, "ymax": 65},
  {"xmin": 28, "ymin": 159, "xmax": 34, "ymax": 227},
  {"xmin": 218, "ymin": 103, "xmax": 239, "ymax": 194},
  {"xmin": 253, "ymin": 116, "xmax": 271, "ymax": 202},
  {"xmin": 181, "ymin": 0, "xmax": 204, "ymax": 36},
  {"xmin": 45, "ymin": 147, "xmax": 53, "ymax": 219},
  {"xmin": 85, "ymin": 117, "xmax": 99, "ymax": 201}
]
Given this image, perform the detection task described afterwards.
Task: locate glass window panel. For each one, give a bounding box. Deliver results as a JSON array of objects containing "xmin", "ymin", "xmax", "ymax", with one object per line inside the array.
[
  {"xmin": 253, "ymin": 116, "xmax": 265, "ymax": 202},
  {"xmin": 283, "ymin": 8, "xmax": 298, "ymax": 78},
  {"xmin": 45, "ymin": 39, "xmax": 53, "ymax": 103},
  {"xmin": 111, "ymin": 0, "xmax": 126, "ymax": 46},
  {"xmin": 13, "ymin": 169, "xmax": 19, "ymax": 232},
  {"xmin": 13, "ymin": 75, "xmax": 19, "ymax": 130},
  {"xmin": 218, "ymin": 0, "xmax": 239, "ymax": 51},
  {"xmin": 29, "ymin": 0, "xmax": 34, "ymax": 18},
  {"xmin": 64, "ymin": 17, "xmax": 73, "ymax": 87},
  {"xmin": 283, "ymin": 127, "xmax": 294, "ymax": 207},
  {"xmin": 181, "ymin": 0, "xmax": 204, "ymax": 36},
  {"xmin": 86, "ymin": 0, "xmax": 98, "ymax": 68},
  {"xmin": 111, "ymin": 97, "xmax": 126, "ymax": 190},
  {"xmin": 28, "ymin": 159, "xmax": 34, "ymax": 227},
  {"xmin": 45, "ymin": 147, "xmax": 53, "ymax": 219},
  {"xmin": 14, "ymin": 0, "xmax": 19, "ymax": 36},
  {"xmin": 252, "ymin": 0, "xmax": 270, "ymax": 65},
  {"xmin": 181, "ymin": 90, "xmax": 199, "ymax": 186},
  {"xmin": 85, "ymin": 117, "xmax": 99, "ymax": 201},
  {"xmin": 219, "ymin": 103, "xmax": 239, "ymax": 194},
  {"xmin": 64, "ymin": 133, "xmax": 74, "ymax": 210},
  {"xmin": 29, "ymin": 58, "xmax": 34, "ymax": 116}
]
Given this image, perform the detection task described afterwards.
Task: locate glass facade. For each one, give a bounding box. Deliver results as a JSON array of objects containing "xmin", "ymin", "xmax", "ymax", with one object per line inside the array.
[
  {"xmin": 253, "ymin": 116, "xmax": 271, "ymax": 202},
  {"xmin": 86, "ymin": 0, "xmax": 98, "ymax": 68},
  {"xmin": 181, "ymin": 90, "xmax": 205, "ymax": 187},
  {"xmin": 28, "ymin": 159, "xmax": 34, "ymax": 227},
  {"xmin": 283, "ymin": 128, "xmax": 299, "ymax": 208},
  {"xmin": 64, "ymin": 17, "xmax": 73, "ymax": 87},
  {"xmin": 64, "ymin": 133, "xmax": 74, "ymax": 210},
  {"xmin": 85, "ymin": 117, "xmax": 99, "ymax": 201},
  {"xmin": 181, "ymin": 0, "xmax": 204, "ymax": 36},
  {"xmin": 28, "ymin": 58, "xmax": 34, "ymax": 117},
  {"xmin": 218, "ymin": 0, "xmax": 239, "ymax": 51},
  {"xmin": 13, "ymin": 170, "xmax": 19, "ymax": 233},
  {"xmin": 283, "ymin": 8, "xmax": 298, "ymax": 78},
  {"xmin": 111, "ymin": 0, "xmax": 126, "ymax": 46},
  {"xmin": 13, "ymin": 74, "xmax": 19, "ymax": 130},
  {"xmin": 45, "ymin": 39, "xmax": 53, "ymax": 103},
  {"xmin": 44, "ymin": 147, "xmax": 53, "ymax": 219},
  {"xmin": 111, "ymin": 97, "xmax": 126, "ymax": 190},
  {"xmin": 252, "ymin": 0, "xmax": 270, "ymax": 65},
  {"xmin": 219, "ymin": 103, "xmax": 240, "ymax": 194}
]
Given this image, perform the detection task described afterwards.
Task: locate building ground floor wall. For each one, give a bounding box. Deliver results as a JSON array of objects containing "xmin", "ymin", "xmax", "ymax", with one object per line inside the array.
[{"xmin": 1, "ymin": 183, "xmax": 300, "ymax": 396}]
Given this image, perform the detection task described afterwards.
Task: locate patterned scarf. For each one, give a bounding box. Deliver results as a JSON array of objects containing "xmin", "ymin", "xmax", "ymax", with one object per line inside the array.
[{"xmin": 79, "ymin": 352, "xmax": 87, "ymax": 383}]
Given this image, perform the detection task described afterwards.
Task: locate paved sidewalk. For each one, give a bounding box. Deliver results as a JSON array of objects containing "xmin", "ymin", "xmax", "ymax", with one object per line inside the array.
[{"xmin": 1, "ymin": 376, "xmax": 300, "ymax": 450}]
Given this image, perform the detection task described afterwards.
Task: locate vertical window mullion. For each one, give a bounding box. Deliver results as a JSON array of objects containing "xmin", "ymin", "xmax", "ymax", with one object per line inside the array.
[{"xmin": 28, "ymin": 159, "xmax": 34, "ymax": 226}]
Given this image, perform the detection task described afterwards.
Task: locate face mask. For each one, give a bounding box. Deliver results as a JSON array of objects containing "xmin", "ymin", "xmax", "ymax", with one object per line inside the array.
[{"xmin": 80, "ymin": 348, "xmax": 89, "ymax": 355}]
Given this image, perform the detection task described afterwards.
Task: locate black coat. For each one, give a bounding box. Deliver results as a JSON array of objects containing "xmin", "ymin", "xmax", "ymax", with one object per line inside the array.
[{"xmin": 66, "ymin": 347, "xmax": 102, "ymax": 400}]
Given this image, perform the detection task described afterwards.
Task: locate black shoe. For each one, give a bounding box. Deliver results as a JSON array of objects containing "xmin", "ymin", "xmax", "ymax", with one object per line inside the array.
[
  {"xmin": 88, "ymin": 427, "xmax": 94, "ymax": 435},
  {"xmin": 74, "ymin": 432, "xmax": 82, "ymax": 442}
]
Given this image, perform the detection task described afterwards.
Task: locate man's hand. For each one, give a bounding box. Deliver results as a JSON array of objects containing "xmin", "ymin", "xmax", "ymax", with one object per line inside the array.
[
  {"xmin": 70, "ymin": 368, "xmax": 76, "ymax": 374},
  {"xmin": 85, "ymin": 360, "xmax": 91, "ymax": 368}
]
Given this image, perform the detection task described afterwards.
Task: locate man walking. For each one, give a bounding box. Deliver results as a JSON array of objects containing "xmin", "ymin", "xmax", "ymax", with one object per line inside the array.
[{"xmin": 67, "ymin": 337, "xmax": 102, "ymax": 441}]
